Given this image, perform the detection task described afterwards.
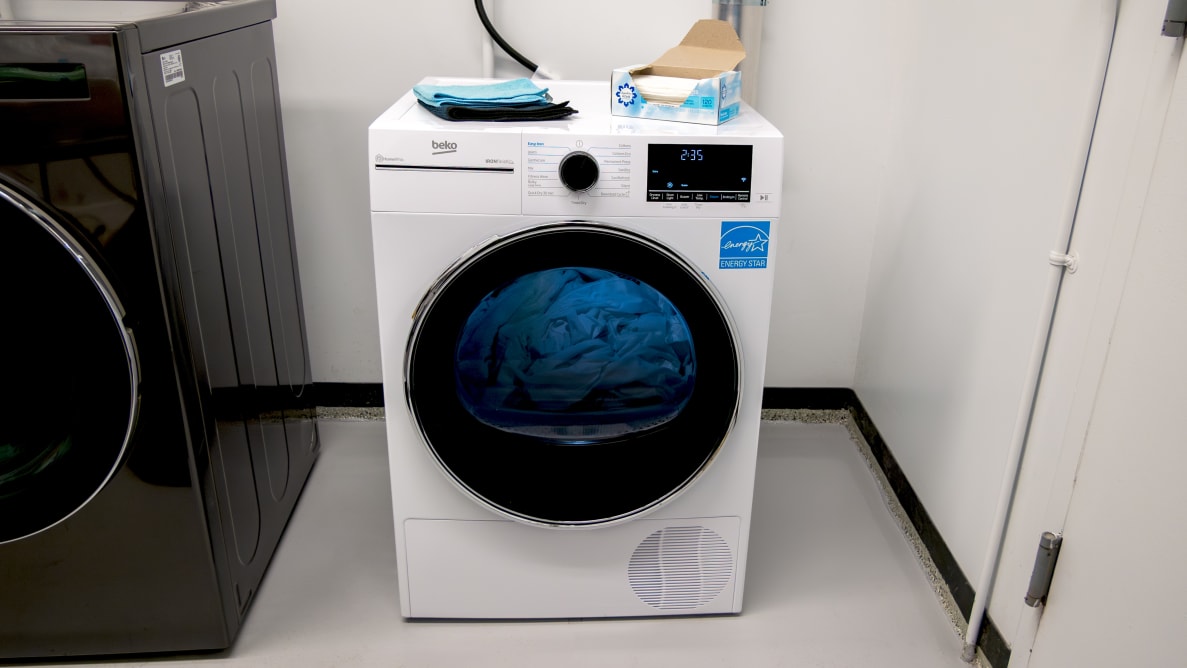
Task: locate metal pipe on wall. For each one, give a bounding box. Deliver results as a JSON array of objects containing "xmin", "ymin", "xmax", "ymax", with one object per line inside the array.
[{"xmin": 714, "ymin": 0, "xmax": 767, "ymax": 107}]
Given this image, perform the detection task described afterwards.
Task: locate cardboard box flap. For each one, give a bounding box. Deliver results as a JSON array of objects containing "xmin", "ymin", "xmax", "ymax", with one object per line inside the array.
[
  {"xmin": 650, "ymin": 19, "xmax": 746, "ymax": 74},
  {"xmin": 630, "ymin": 64, "xmax": 735, "ymax": 80}
]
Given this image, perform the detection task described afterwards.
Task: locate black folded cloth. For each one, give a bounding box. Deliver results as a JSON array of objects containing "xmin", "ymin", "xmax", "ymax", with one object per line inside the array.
[{"xmin": 418, "ymin": 100, "xmax": 577, "ymax": 122}]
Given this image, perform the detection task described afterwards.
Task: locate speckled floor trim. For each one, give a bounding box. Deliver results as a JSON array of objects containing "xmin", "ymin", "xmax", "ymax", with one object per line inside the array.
[
  {"xmin": 763, "ymin": 410, "xmax": 989, "ymax": 668},
  {"xmin": 332, "ymin": 408, "xmax": 851, "ymax": 425},
  {"xmin": 760, "ymin": 408, "xmax": 849, "ymax": 424},
  {"xmin": 316, "ymin": 406, "xmax": 386, "ymax": 421}
]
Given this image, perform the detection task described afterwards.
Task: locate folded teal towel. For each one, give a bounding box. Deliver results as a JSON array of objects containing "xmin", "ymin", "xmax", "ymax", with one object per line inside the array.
[{"xmin": 413, "ymin": 78, "xmax": 551, "ymax": 108}]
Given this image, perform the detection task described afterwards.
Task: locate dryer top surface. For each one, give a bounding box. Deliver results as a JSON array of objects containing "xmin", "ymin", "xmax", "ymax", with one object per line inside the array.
[{"xmin": 370, "ymin": 78, "xmax": 782, "ymax": 141}]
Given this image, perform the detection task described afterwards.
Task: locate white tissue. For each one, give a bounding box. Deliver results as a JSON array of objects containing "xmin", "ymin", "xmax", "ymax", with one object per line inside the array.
[{"xmin": 630, "ymin": 74, "xmax": 700, "ymax": 106}]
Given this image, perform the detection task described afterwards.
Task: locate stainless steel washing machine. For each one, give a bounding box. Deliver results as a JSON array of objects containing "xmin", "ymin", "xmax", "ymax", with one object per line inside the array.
[{"xmin": 0, "ymin": 0, "xmax": 318, "ymax": 658}]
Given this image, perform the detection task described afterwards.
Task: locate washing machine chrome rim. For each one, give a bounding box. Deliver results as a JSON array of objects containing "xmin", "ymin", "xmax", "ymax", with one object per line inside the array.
[
  {"xmin": 0, "ymin": 183, "xmax": 141, "ymax": 545},
  {"xmin": 403, "ymin": 220, "xmax": 743, "ymax": 530}
]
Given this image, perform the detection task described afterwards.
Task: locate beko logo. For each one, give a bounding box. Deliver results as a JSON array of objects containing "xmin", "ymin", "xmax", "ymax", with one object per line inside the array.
[{"xmin": 432, "ymin": 140, "xmax": 458, "ymax": 155}]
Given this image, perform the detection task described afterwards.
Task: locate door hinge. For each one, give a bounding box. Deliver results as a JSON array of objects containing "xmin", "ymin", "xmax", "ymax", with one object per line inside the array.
[
  {"xmin": 1024, "ymin": 531, "xmax": 1064, "ymax": 607},
  {"xmin": 1165, "ymin": 0, "xmax": 1187, "ymax": 37}
]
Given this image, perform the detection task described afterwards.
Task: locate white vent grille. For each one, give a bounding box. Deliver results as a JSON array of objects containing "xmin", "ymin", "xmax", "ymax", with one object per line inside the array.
[{"xmin": 628, "ymin": 526, "xmax": 734, "ymax": 610}]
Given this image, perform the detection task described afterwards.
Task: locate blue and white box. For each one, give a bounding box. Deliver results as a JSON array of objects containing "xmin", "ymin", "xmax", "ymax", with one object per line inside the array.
[{"xmin": 611, "ymin": 19, "xmax": 745, "ymax": 126}]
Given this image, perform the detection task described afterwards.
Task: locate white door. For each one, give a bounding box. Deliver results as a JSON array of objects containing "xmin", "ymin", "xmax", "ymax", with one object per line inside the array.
[{"xmin": 1020, "ymin": 38, "xmax": 1187, "ymax": 668}]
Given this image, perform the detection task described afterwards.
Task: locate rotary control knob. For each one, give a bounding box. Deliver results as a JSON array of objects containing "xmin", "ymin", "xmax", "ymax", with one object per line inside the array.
[{"xmin": 558, "ymin": 151, "xmax": 599, "ymax": 192}]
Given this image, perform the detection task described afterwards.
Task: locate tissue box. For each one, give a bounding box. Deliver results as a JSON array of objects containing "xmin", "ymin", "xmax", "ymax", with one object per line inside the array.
[{"xmin": 611, "ymin": 19, "xmax": 745, "ymax": 126}]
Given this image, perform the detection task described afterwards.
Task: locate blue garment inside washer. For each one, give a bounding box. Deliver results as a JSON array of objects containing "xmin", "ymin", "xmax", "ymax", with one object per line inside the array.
[{"xmin": 455, "ymin": 267, "xmax": 696, "ymax": 442}]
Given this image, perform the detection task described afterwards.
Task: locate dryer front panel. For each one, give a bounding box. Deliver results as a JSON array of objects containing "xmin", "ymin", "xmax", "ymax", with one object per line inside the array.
[{"xmin": 404, "ymin": 222, "xmax": 741, "ymax": 528}]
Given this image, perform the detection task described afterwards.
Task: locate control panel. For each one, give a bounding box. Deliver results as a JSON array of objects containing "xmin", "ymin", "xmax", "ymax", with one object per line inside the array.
[
  {"xmin": 370, "ymin": 80, "xmax": 783, "ymax": 217},
  {"xmin": 522, "ymin": 134, "xmax": 779, "ymax": 218},
  {"xmin": 525, "ymin": 139, "xmax": 633, "ymax": 200}
]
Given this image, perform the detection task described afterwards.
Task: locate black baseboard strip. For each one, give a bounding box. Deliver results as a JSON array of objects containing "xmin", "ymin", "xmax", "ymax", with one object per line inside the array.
[
  {"xmin": 761, "ymin": 387, "xmax": 856, "ymax": 410},
  {"xmin": 314, "ymin": 382, "xmax": 385, "ymax": 408},
  {"xmin": 763, "ymin": 387, "xmax": 1011, "ymax": 668}
]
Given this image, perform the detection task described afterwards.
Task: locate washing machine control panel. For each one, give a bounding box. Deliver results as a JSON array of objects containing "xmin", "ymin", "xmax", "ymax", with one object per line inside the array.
[
  {"xmin": 525, "ymin": 138, "xmax": 632, "ymax": 202},
  {"xmin": 522, "ymin": 134, "xmax": 781, "ymax": 218}
]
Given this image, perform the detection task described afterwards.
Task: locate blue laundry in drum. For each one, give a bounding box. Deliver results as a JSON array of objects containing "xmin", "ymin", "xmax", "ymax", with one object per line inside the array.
[{"xmin": 455, "ymin": 267, "xmax": 696, "ymax": 442}]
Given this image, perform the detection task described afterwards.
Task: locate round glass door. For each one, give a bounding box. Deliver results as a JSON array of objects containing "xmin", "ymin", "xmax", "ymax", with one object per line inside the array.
[
  {"xmin": 405, "ymin": 223, "xmax": 741, "ymax": 527},
  {"xmin": 0, "ymin": 183, "xmax": 138, "ymax": 544}
]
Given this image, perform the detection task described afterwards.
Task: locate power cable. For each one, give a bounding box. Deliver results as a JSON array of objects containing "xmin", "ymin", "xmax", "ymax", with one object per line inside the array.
[{"xmin": 474, "ymin": 0, "xmax": 539, "ymax": 75}]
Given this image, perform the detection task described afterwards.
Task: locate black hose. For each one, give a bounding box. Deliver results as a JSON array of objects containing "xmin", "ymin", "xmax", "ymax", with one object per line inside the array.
[{"xmin": 474, "ymin": 0, "xmax": 539, "ymax": 74}]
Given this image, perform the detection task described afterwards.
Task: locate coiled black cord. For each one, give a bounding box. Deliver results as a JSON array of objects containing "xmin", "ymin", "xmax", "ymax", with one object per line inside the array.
[{"xmin": 474, "ymin": 0, "xmax": 539, "ymax": 74}]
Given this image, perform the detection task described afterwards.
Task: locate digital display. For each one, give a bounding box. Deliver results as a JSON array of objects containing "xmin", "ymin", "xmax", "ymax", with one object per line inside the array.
[{"xmin": 647, "ymin": 144, "xmax": 753, "ymax": 203}]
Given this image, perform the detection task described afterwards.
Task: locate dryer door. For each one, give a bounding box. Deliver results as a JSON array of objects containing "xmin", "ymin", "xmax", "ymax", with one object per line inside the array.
[
  {"xmin": 0, "ymin": 183, "xmax": 139, "ymax": 544},
  {"xmin": 405, "ymin": 222, "xmax": 741, "ymax": 527}
]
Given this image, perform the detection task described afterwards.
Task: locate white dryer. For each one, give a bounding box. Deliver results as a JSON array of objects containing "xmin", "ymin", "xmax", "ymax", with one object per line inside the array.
[{"xmin": 369, "ymin": 78, "xmax": 782, "ymax": 619}]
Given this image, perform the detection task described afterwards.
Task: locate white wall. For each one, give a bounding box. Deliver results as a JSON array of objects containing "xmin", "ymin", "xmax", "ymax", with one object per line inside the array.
[
  {"xmin": 852, "ymin": 0, "xmax": 1118, "ymax": 645},
  {"xmin": 485, "ymin": 0, "xmax": 711, "ymax": 81},
  {"xmin": 272, "ymin": 0, "xmax": 888, "ymax": 386},
  {"xmin": 273, "ymin": 0, "xmax": 485, "ymax": 381},
  {"xmin": 757, "ymin": 1, "xmax": 900, "ymax": 387}
]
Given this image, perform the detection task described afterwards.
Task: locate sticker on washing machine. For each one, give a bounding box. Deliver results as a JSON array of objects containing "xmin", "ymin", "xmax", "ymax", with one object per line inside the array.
[
  {"xmin": 719, "ymin": 221, "xmax": 771, "ymax": 269},
  {"xmin": 160, "ymin": 50, "xmax": 185, "ymax": 87}
]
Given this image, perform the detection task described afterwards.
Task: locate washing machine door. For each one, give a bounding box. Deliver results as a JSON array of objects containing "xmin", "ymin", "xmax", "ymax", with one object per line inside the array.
[
  {"xmin": 0, "ymin": 183, "xmax": 139, "ymax": 544},
  {"xmin": 405, "ymin": 222, "xmax": 741, "ymax": 527}
]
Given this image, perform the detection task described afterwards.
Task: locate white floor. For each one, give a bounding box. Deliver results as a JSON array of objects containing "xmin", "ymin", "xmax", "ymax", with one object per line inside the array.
[{"xmin": 71, "ymin": 419, "xmax": 970, "ymax": 667}]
